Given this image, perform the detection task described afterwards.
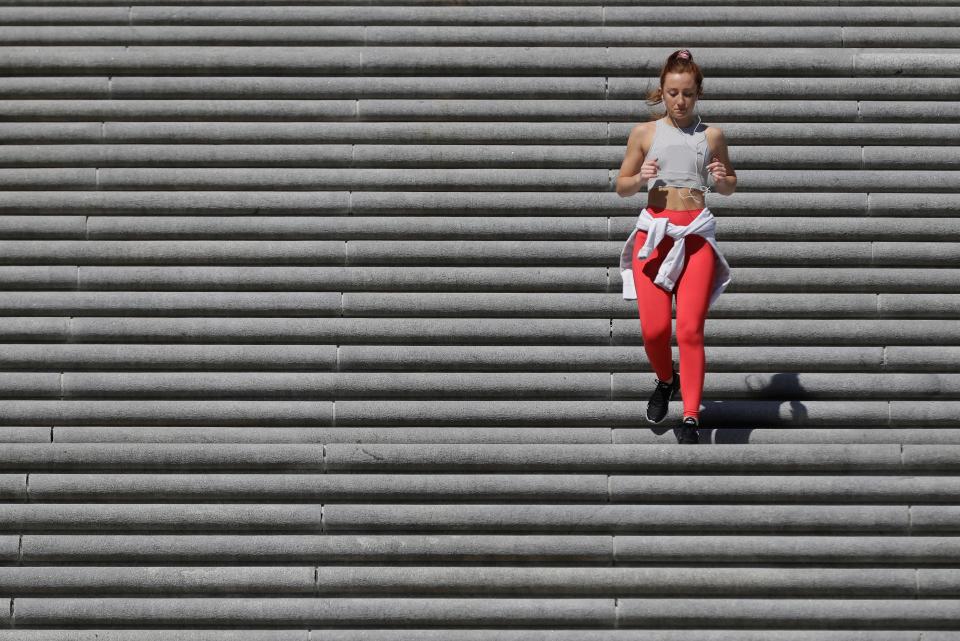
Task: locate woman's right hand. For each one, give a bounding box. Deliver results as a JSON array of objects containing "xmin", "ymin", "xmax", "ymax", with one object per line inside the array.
[{"xmin": 636, "ymin": 155, "xmax": 659, "ymax": 183}]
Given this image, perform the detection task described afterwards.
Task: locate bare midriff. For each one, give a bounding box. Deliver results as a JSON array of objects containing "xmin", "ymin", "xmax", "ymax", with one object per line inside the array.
[{"xmin": 646, "ymin": 185, "xmax": 706, "ymax": 211}]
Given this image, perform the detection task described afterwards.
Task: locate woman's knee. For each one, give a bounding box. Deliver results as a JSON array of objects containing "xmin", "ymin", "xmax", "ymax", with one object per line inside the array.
[
  {"xmin": 675, "ymin": 318, "xmax": 705, "ymax": 348},
  {"xmin": 640, "ymin": 315, "xmax": 673, "ymax": 345}
]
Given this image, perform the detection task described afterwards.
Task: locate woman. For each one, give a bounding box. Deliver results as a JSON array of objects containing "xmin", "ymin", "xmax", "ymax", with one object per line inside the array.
[{"xmin": 615, "ymin": 49, "xmax": 737, "ymax": 445}]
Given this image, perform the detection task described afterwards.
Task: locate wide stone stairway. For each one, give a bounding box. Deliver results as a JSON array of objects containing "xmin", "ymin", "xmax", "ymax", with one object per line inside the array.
[{"xmin": 0, "ymin": 0, "xmax": 959, "ymax": 638}]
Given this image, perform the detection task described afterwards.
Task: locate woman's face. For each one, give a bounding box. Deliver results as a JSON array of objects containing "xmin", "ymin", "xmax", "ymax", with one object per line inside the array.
[{"xmin": 661, "ymin": 72, "xmax": 700, "ymax": 119}]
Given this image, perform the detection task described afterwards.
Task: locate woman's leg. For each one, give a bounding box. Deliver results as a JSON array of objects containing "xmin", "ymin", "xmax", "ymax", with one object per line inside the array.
[
  {"xmin": 631, "ymin": 232, "xmax": 676, "ymax": 382},
  {"xmin": 674, "ymin": 235, "xmax": 716, "ymax": 420}
]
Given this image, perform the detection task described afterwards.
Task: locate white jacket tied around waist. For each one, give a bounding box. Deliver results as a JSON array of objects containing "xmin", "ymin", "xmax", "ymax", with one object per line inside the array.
[{"xmin": 619, "ymin": 206, "xmax": 732, "ymax": 310}]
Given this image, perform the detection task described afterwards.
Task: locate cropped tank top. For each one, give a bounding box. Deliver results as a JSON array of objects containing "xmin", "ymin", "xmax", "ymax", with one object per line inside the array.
[{"xmin": 645, "ymin": 118, "xmax": 712, "ymax": 192}]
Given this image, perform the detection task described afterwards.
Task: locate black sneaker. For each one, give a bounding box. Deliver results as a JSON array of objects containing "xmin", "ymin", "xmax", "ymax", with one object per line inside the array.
[
  {"xmin": 645, "ymin": 369, "xmax": 680, "ymax": 424},
  {"xmin": 676, "ymin": 416, "xmax": 700, "ymax": 444}
]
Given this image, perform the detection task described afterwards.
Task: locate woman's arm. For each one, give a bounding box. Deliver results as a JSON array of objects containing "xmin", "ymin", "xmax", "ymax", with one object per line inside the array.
[
  {"xmin": 615, "ymin": 123, "xmax": 651, "ymax": 198},
  {"xmin": 706, "ymin": 127, "xmax": 737, "ymax": 196}
]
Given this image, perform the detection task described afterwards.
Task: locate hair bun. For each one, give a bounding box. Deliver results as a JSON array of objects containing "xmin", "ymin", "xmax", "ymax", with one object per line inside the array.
[{"xmin": 676, "ymin": 49, "xmax": 692, "ymax": 60}]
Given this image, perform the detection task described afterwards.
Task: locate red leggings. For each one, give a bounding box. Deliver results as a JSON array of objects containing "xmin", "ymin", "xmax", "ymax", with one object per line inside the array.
[{"xmin": 630, "ymin": 205, "xmax": 716, "ymax": 421}]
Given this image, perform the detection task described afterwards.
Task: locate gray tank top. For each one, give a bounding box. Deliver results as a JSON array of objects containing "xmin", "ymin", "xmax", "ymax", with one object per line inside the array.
[{"xmin": 645, "ymin": 118, "xmax": 712, "ymax": 192}]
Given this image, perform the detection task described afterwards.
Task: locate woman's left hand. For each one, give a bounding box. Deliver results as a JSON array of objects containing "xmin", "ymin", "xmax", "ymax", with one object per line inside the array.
[{"xmin": 707, "ymin": 156, "xmax": 727, "ymax": 183}]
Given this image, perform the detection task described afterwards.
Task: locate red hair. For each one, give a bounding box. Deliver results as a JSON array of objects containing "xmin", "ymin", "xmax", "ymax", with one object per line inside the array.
[{"xmin": 644, "ymin": 49, "xmax": 705, "ymax": 119}]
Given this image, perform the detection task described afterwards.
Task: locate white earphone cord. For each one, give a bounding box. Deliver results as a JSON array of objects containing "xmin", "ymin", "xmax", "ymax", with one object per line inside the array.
[{"xmin": 668, "ymin": 109, "xmax": 713, "ymax": 208}]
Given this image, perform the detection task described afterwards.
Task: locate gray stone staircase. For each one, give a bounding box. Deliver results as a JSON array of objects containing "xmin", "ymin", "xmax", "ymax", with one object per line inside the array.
[{"xmin": 1, "ymin": 0, "xmax": 959, "ymax": 638}]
